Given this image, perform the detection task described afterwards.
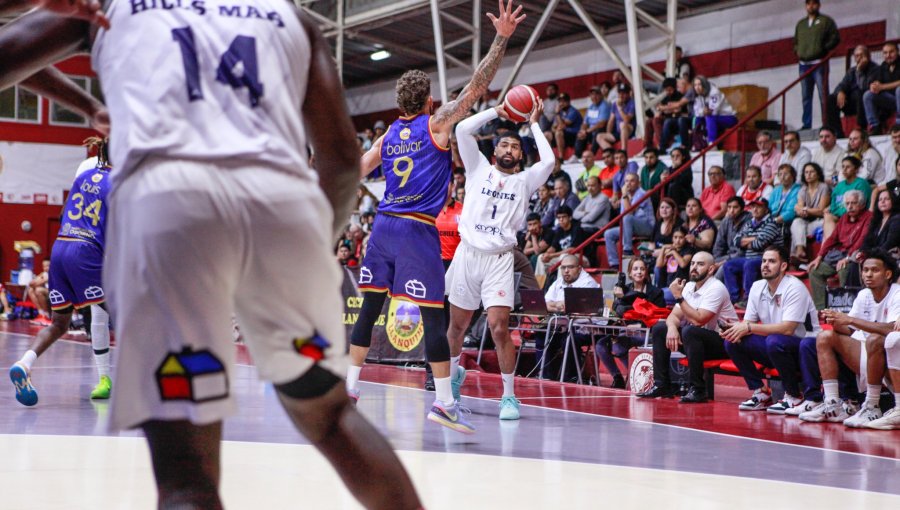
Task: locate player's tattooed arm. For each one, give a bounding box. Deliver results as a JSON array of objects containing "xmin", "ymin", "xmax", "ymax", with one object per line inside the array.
[
  {"xmin": 296, "ymin": 9, "xmax": 360, "ymax": 241},
  {"xmin": 432, "ymin": 0, "xmax": 525, "ymax": 129},
  {"xmin": 21, "ymin": 67, "xmax": 109, "ymax": 134}
]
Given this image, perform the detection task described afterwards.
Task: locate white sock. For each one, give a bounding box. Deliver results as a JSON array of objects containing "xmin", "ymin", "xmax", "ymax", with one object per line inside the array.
[
  {"xmin": 434, "ymin": 377, "xmax": 453, "ymax": 406},
  {"xmin": 450, "ymin": 355, "xmax": 460, "ymax": 377},
  {"xmin": 90, "ymin": 305, "xmax": 111, "ymax": 378},
  {"xmin": 865, "ymin": 384, "xmax": 881, "ymax": 408},
  {"xmin": 823, "ymin": 379, "xmax": 839, "ymax": 403},
  {"xmin": 501, "ymin": 372, "xmax": 515, "ymax": 397},
  {"xmin": 18, "ymin": 350, "xmax": 37, "ymax": 371},
  {"xmin": 346, "ymin": 365, "xmax": 362, "ymax": 391},
  {"xmin": 894, "ymin": 393, "xmax": 900, "ymax": 408}
]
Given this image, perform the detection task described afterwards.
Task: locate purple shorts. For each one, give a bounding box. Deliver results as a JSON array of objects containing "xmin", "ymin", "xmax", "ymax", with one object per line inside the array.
[
  {"xmin": 357, "ymin": 214, "xmax": 444, "ymax": 307},
  {"xmin": 48, "ymin": 239, "xmax": 104, "ymax": 311}
]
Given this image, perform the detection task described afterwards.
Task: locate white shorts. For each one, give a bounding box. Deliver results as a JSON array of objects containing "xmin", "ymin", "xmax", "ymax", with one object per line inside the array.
[
  {"xmin": 106, "ymin": 159, "xmax": 346, "ymax": 431},
  {"xmin": 885, "ymin": 332, "xmax": 900, "ymax": 371},
  {"xmin": 445, "ymin": 242, "xmax": 514, "ymax": 310}
]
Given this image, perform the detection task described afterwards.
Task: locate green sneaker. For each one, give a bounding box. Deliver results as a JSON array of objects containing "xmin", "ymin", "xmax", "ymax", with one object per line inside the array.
[
  {"xmin": 90, "ymin": 375, "xmax": 112, "ymax": 399},
  {"xmin": 451, "ymin": 365, "xmax": 466, "ymax": 401},
  {"xmin": 499, "ymin": 396, "xmax": 520, "ymax": 420}
]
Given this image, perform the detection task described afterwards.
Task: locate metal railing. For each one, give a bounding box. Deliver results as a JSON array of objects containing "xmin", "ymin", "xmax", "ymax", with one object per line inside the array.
[{"xmin": 553, "ymin": 50, "xmax": 838, "ymax": 273}]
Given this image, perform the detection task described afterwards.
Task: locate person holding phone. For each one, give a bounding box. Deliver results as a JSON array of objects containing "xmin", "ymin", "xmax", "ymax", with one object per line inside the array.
[{"xmin": 637, "ymin": 252, "xmax": 737, "ymax": 402}]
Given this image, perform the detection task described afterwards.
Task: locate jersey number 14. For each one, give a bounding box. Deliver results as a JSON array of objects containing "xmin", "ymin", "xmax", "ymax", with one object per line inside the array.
[{"xmin": 172, "ymin": 27, "xmax": 264, "ymax": 107}]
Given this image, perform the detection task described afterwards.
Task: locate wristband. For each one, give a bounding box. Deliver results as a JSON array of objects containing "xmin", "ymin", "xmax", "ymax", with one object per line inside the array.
[{"xmin": 675, "ymin": 297, "xmax": 684, "ymax": 304}]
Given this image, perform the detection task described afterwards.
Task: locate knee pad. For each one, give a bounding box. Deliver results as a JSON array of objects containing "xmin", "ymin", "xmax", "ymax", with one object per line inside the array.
[
  {"xmin": 349, "ymin": 293, "xmax": 387, "ymax": 348},
  {"xmin": 274, "ymin": 365, "xmax": 341, "ymax": 400},
  {"xmin": 421, "ymin": 306, "xmax": 450, "ymax": 363},
  {"xmin": 90, "ymin": 304, "xmax": 110, "ymax": 352}
]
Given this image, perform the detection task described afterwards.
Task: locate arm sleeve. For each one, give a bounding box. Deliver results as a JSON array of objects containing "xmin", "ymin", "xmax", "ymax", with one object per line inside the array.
[
  {"xmin": 454, "ymin": 109, "xmax": 497, "ymax": 174},
  {"xmin": 583, "ymin": 196, "xmax": 610, "ymax": 224},
  {"xmin": 780, "ymin": 188, "xmax": 799, "ymax": 223},
  {"xmin": 750, "ymin": 221, "xmax": 779, "ymax": 251},
  {"xmin": 780, "ymin": 285, "xmax": 809, "ymax": 324},
  {"xmin": 824, "ymin": 18, "xmax": 841, "ymax": 52},
  {"xmin": 525, "ymin": 122, "xmax": 557, "ymax": 194}
]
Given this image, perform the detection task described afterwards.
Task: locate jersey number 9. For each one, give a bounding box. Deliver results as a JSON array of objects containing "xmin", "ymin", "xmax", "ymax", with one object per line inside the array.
[{"xmin": 392, "ymin": 157, "xmax": 414, "ymax": 188}]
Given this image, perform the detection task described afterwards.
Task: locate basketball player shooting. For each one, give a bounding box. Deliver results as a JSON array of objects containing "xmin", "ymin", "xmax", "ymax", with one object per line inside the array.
[
  {"xmin": 348, "ymin": 0, "xmax": 526, "ymax": 435},
  {"xmin": 446, "ymin": 95, "xmax": 553, "ymax": 420}
]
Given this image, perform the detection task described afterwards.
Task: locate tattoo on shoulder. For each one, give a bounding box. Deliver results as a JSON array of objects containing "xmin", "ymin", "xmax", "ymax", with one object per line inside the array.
[{"xmin": 433, "ymin": 34, "xmax": 509, "ymax": 126}]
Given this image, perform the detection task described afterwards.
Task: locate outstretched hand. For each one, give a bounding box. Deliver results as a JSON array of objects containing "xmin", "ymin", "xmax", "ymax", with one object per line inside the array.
[
  {"xmin": 486, "ymin": 0, "xmax": 525, "ymax": 38},
  {"xmin": 529, "ymin": 97, "xmax": 544, "ymax": 124},
  {"xmin": 31, "ymin": 0, "xmax": 110, "ymax": 28}
]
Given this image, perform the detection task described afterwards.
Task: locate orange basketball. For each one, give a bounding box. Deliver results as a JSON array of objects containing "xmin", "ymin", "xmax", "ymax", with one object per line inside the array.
[{"xmin": 503, "ymin": 84, "xmax": 539, "ymax": 123}]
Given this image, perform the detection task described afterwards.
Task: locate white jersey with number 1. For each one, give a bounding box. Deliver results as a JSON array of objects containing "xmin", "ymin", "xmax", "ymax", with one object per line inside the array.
[
  {"xmin": 92, "ymin": 0, "xmax": 313, "ymax": 184},
  {"xmin": 454, "ymin": 109, "xmax": 554, "ymax": 254}
]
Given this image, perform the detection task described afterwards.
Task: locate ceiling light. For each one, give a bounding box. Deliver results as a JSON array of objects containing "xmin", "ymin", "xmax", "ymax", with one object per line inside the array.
[{"xmin": 370, "ymin": 50, "xmax": 391, "ymax": 61}]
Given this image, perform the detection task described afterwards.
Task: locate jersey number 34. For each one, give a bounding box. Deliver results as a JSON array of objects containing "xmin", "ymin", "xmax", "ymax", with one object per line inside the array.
[{"xmin": 172, "ymin": 27, "xmax": 264, "ymax": 107}]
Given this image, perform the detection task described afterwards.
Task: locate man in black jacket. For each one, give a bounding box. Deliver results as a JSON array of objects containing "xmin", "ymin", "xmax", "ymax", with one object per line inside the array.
[{"xmin": 827, "ymin": 45, "xmax": 880, "ymax": 137}]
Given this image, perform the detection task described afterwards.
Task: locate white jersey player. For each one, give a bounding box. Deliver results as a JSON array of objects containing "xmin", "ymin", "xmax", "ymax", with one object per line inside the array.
[
  {"xmin": 445, "ymin": 100, "xmax": 553, "ymax": 420},
  {"xmin": 0, "ymin": 0, "xmax": 422, "ymax": 507}
]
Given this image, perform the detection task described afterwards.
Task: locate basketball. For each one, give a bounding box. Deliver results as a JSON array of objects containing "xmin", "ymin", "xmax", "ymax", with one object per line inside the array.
[{"xmin": 503, "ymin": 84, "xmax": 539, "ymax": 123}]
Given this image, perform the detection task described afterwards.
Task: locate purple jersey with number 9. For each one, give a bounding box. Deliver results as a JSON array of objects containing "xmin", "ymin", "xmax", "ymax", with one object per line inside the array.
[{"xmin": 377, "ymin": 114, "xmax": 452, "ymax": 220}]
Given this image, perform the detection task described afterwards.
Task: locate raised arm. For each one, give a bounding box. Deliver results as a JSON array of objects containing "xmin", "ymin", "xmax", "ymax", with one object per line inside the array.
[
  {"xmin": 454, "ymin": 108, "xmax": 496, "ymax": 173},
  {"xmin": 0, "ymin": 11, "xmax": 90, "ymax": 91},
  {"xmin": 20, "ymin": 67, "xmax": 108, "ymax": 134},
  {"xmin": 525, "ymin": 100, "xmax": 555, "ymax": 192},
  {"xmin": 430, "ymin": 1, "xmax": 525, "ymax": 135},
  {"xmin": 298, "ymin": 10, "xmax": 360, "ymax": 241}
]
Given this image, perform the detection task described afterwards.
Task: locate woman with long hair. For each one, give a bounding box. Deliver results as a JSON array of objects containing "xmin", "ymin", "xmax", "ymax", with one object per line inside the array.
[
  {"xmin": 682, "ymin": 197, "xmax": 716, "ymax": 251},
  {"xmin": 651, "ymin": 197, "xmax": 681, "ymax": 258},
  {"xmin": 691, "ymin": 75, "xmax": 737, "ymax": 147},
  {"xmin": 791, "ymin": 162, "xmax": 831, "ymax": 263}
]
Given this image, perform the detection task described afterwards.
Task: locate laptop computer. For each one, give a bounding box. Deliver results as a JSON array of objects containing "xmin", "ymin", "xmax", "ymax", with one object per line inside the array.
[
  {"xmin": 563, "ymin": 287, "xmax": 604, "ymax": 315},
  {"xmin": 518, "ymin": 289, "xmax": 549, "ymax": 315}
]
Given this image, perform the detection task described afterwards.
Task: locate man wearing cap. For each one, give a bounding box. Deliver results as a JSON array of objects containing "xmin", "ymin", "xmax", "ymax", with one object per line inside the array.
[
  {"xmin": 721, "ymin": 197, "xmax": 783, "ymax": 307},
  {"xmin": 548, "ymin": 92, "xmax": 583, "ymax": 162},
  {"xmin": 574, "ymin": 85, "xmax": 611, "ymax": 158},
  {"xmin": 598, "ymin": 83, "xmax": 636, "ymax": 151}
]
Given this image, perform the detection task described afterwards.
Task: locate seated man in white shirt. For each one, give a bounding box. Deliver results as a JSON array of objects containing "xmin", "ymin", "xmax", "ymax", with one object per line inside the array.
[
  {"xmin": 798, "ymin": 250, "xmax": 900, "ymax": 426},
  {"xmin": 722, "ymin": 245, "xmax": 821, "ymax": 412},
  {"xmin": 544, "ymin": 254, "xmax": 599, "ymax": 312},
  {"xmin": 777, "ymin": 130, "xmax": 811, "ymax": 181},
  {"xmin": 637, "ymin": 251, "xmax": 738, "ymax": 402},
  {"xmin": 872, "ymin": 294, "xmax": 900, "ymax": 430}
]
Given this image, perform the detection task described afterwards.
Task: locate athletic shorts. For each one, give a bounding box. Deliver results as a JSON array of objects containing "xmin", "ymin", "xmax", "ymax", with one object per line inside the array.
[
  {"xmin": 445, "ymin": 242, "xmax": 514, "ymax": 310},
  {"xmin": 106, "ymin": 159, "xmax": 346, "ymax": 431},
  {"xmin": 357, "ymin": 213, "xmax": 444, "ymax": 308},
  {"xmin": 48, "ymin": 239, "xmax": 104, "ymax": 310}
]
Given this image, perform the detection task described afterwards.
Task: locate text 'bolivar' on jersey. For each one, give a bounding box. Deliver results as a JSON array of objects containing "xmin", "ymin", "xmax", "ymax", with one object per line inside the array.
[{"xmin": 130, "ymin": 0, "xmax": 287, "ymax": 28}]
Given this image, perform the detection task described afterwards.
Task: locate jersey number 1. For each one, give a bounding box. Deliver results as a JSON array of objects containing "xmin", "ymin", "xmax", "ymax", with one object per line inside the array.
[{"xmin": 172, "ymin": 27, "xmax": 264, "ymax": 107}]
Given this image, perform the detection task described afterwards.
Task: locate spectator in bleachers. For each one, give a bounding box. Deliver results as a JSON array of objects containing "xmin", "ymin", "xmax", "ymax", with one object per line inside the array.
[
  {"xmin": 360, "ymin": 211, "xmax": 376, "ymax": 234},
  {"xmin": 737, "ymin": 166, "xmax": 773, "ymax": 209},
  {"xmin": 545, "ymin": 157, "xmax": 573, "ymax": 191},
  {"xmin": 800, "ymin": 250, "xmax": 899, "ymax": 425},
  {"xmin": 768, "ymin": 164, "xmax": 802, "ymax": 229},
  {"xmin": 539, "ymin": 206, "xmax": 588, "ymax": 271},
  {"xmin": 663, "ymin": 146, "xmax": 694, "ymax": 210},
  {"xmin": 597, "ymin": 84, "xmax": 636, "ymax": 152},
  {"xmin": 699, "ymin": 165, "xmax": 735, "ymax": 221},
  {"xmin": 825, "ymin": 156, "xmax": 871, "ymax": 235},
  {"xmin": 826, "ymin": 45, "xmax": 879, "ymax": 138},
  {"xmin": 373, "ymin": 120, "xmax": 386, "ymax": 139},
  {"xmin": 597, "ymin": 148, "xmax": 617, "ymax": 198},
  {"xmin": 452, "ymin": 167, "xmax": 466, "ymax": 189},
  {"xmin": 691, "ymin": 76, "xmax": 737, "ymax": 148},
  {"xmin": 521, "ymin": 213, "xmax": 552, "ymax": 268},
  {"xmin": 644, "ymin": 77, "xmax": 689, "ymax": 151},
  {"xmin": 651, "ymin": 198, "xmax": 683, "ymax": 259},
  {"xmin": 602, "ymin": 257, "xmax": 666, "ymax": 388},
  {"xmin": 572, "ymin": 177, "xmax": 611, "ymax": 234},
  {"xmin": 637, "ymin": 251, "xmax": 738, "ymax": 402},
  {"xmin": 793, "ymin": 0, "xmax": 840, "ymax": 130},
  {"xmin": 862, "ymin": 42, "xmax": 900, "ymax": 136},
  {"xmin": 336, "ymin": 244, "xmax": 358, "ymax": 267},
  {"xmin": 611, "ymin": 149, "xmax": 639, "ymax": 209},
  {"xmin": 357, "ymin": 184, "xmax": 377, "ymax": 214},
  {"xmin": 574, "ymin": 150, "xmax": 601, "ymax": 200},
  {"xmin": 722, "ymin": 246, "xmax": 820, "ymax": 412},
  {"xmin": 722, "ymin": 198, "xmax": 783, "ymax": 307},
  {"xmin": 851, "ymin": 190, "xmax": 900, "ymax": 280},
  {"xmin": 876, "ymin": 149, "xmax": 900, "ymax": 211},
  {"xmin": 549, "ymin": 92, "xmax": 583, "ymax": 162},
  {"xmin": 574, "ymin": 84, "xmax": 610, "ymax": 158},
  {"xmin": 749, "ymin": 132, "xmax": 782, "ymax": 185},
  {"xmin": 455, "ymin": 186, "xmax": 466, "ymax": 203},
  {"xmin": 675, "ymin": 46, "xmax": 693, "ymax": 83},
  {"xmin": 539, "ymin": 83, "xmax": 559, "ymax": 132},
  {"xmin": 544, "ymin": 254, "xmax": 600, "ymax": 313},
  {"xmin": 847, "ymin": 128, "xmax": 884, "ymax": 184},
  {"xmin": 713, "ymin": 196, "xmax": 750, "ymax": 277},
  {"xmin": 541, "ymin": 177, "xmax": 580, "ymax": 228},
  {"xmin": 604, "ymin": 173, "xmax": 655, "ymax": 270},
  {"xmin": 640, "ymin": 147, "xmax": 667, "ymax": 192},
  {"xmin": 811, "ymin": 126, "xmax": 845, "ymax": 185},
  {"xmin": 880, "ymin": 125, "xmax": 900, "ymax": 185},
  {"xmin": 656, "ymin": 226, "xmax": 694, "ymax": 304},
  {"xmin": 778, "ymin": 132, "xmax": 811, "ymax": 182},
  {"xmin": 791, "ymin": 162, "xmax": 831, "ymax": 263},
  {"xmin": 530, "ymin": 183, "xmax": 553, "ymax": 220},
  {"xmin": 809, "ymin": 189, "xmax": 872, "ymax": 309},
  {"xmin": 606, "ymin": 70, "xmax": 627, "ymax": 104},
  {"xmin": 683, "ymin": 197, "xmax": 717, "ymax": 252}
]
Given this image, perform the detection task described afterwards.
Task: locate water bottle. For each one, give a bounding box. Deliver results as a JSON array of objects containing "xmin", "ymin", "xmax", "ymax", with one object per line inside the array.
[{"xmin": 17, "ymin": 248, "xmax": 34, "ymax": 285}]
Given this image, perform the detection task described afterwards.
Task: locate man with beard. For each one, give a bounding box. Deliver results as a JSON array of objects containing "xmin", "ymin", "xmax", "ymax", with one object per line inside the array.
[
  {"xmin": 637, "ymin": 251, "xmax": 738, "ymax": 402},
  {"xmin": 446, "ymin": 100, "xmax": 553, "ymax": 421},
  {"xmin": 722, "ymin": 246, "xmax": 821, "ymax": 412}
]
